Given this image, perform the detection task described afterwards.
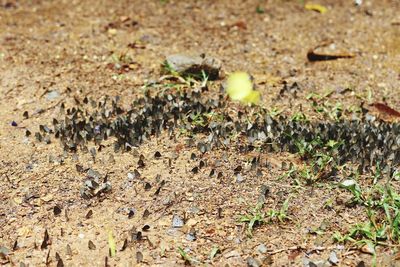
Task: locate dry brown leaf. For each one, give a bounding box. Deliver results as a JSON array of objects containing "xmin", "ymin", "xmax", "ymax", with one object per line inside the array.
[
  {"xmin": 307, "ymin": 48, "xmax": 355, "ymax": 61},
  {"xmin": 305, "ymin": 3, "xmax": 327, "ymax": 14},
  {"xmin": 371, "ymin": 103, "xmax": 400, "ymax": 118}
]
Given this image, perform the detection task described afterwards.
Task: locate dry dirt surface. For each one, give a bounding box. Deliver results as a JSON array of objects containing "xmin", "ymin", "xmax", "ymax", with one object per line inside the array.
[{"xmin": 1, "ymin": 0, "xmax": 400, "ymax": 266}]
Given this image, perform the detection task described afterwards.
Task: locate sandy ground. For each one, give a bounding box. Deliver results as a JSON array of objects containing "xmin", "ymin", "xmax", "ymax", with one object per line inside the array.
[{"xmin": 1, "ymin": 0, "xmax": 400, "ymax": 266}]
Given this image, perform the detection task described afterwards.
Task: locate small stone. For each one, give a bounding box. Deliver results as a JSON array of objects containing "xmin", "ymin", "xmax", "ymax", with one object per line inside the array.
[
  {"xmin": 257, "ymin": 243, "xmax": 267, "ymax": 254},
  {"xmin": 164, "ymin": 54, "xmax": 222, "ymax": 80},
  {"xmin": 0, "ymin": 246, "xmax": 10, "ymax": 258},
  {"xmin": 328, "ymin": 251, "xmax": 339, "ymax": 265},
  {"xmin": 302, "ymin": 258, "xmax": 318, "ymax": 267},
  {"xmin": 127, "ymin": 172, "xmax": 134, "ymax": 180},
  {"xmin": 360, "ymin": 243, "xmax": 375, "ymax": 255},
  {"xmin": 87, "ymin": 169, "xmax": 101, "ymax": 180},
  {"xmin": 236, "ymin": 173, "xmax": 245, "ymax": 183},
  {"xmin": 108, "ymin": 28, "xmax": 117, "ymax": 35},
  {"xmin": 247, "ymin": 257, "xmax": 260, "ymax": 267},
  {"xmin": 224, "ymin": 250, "xmax": 241, "ymax": 259},
  {"xmin": 46, "ymin": 91, "xmax": 60, "ymax": 101}
]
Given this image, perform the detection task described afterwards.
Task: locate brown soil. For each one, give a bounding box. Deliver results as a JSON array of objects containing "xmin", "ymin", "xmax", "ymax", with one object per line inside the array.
[{"xmin": 1, "ymin": 0, "xmax": 400, "ymax": 266}]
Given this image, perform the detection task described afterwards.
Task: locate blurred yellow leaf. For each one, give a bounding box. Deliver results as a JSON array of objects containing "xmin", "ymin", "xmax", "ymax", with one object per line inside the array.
[
  {"xmin": 305, "ymin": 3, "xmax": 327, "ymax": 14},
  {"xmin": 226, "ymin": 72, "xmax": 260, "ymax": 104},
  {"xmin": 108, "ymin": 229, "xmax": 116, "ymax": 257}
]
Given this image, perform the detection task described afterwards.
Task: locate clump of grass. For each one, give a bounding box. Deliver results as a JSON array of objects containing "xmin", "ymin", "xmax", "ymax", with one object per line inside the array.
[
  {"xmin": 335, "ymin": 180, "xmax": 400, "ymax": 256},
  {"xmin": 290, "ymin": 138, "xmax": 341, "ymax": 184},
  {"xmin": 239, "ymin": 197, "xmax": 291, "ymax": 236}
]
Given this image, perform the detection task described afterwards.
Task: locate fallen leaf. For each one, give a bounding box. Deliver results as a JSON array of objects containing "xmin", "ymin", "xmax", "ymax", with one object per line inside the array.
[
  {"xmin": 288, "ymin": 249, "xmax": 301, "ymax": 261},
  {"xmin": 307, "ymin": 48, "xmax": 355, "ymax": 61},
  {"xmin": 108, "ymin": 230, "xmax": 116, "ymax": 257},
  {"xmin": 230, "ymin": 21, "xmax": 247, "ymax": 30},
  {"xmin": 371, "ymin": 103, "xmax": 400, "ymax": 118},
  {"xmin": 305, "ymin": 3, "xmax": 327, "ymax": 14}
]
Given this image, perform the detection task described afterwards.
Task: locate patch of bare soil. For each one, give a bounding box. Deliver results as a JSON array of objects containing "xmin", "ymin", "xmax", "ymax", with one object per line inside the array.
[{"xmin": 1, "ymin": 0, "xmax": 400, "ymax": 266}]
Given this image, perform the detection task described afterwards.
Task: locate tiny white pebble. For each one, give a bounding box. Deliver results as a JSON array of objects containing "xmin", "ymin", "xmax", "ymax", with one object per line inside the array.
[{"xmin": 78, "ymin": 233, "xmax": 85, "ymax": 239}]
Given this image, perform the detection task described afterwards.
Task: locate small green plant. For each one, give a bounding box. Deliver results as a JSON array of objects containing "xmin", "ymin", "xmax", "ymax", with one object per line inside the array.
[
  {"xmin": 239, "ymin": 203, "xmax": 265, "ymax": 236},
  {"xmin": 278, "ymin": 164, "xmax": 297, "ymax": 180},
  {"xmin": 293, "ymin": 137, "xmax": 322, "ymax": 160},
  {"xmin": 240, "ymin": 197, "xmax": 291, "ymax": 236},
  {"xmin": 189, "ymin": 112, "xmax": 207, "ymax": 127},
  {"xmin": 269, "ymin": 107, "xmax": 282, "ymax": 117},
  {"xmin": 340, "ymin": 179, "xmax": 364, "ymax": 204},
  {"xmin": 372, "ymin": 162, "xmax": 382, "ymax": 185},
  {"xmin": 162, "ymin": 61, "xmax": 179, "ymax": 76},
  {"xmin": 209, "ymin": 246, "xmax": 220, "ymax": 260},
  {"xmin": 256, "ymin": 5, "xmax": 265, "ymax": 13},
  {"xmin": 336, "ymin": 182, "xmax": 400, "ymax": 253},
  {"xmin": 177, "ymin": 247, "xmax": 192, "ymax": 265},
  {"xmin": 291, "ymin": 112, "xmax": 308, "ymax": 122}
]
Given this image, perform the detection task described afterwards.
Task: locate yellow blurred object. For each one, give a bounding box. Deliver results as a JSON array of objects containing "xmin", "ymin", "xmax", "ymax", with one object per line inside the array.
[
  {"xmin": 305, "ymin": 3, "xmax": 327, "ymax": 14},
  {"xmin": 243, "ymin": 90, "xmax": 261, "ymax": 105},
  {"xmin": 226, "ymin": 72, "xmax": 260, "ymax": 105},
  {"xmin": 108, "ymin": 229, "xmax": 116, "ymax": 257}
]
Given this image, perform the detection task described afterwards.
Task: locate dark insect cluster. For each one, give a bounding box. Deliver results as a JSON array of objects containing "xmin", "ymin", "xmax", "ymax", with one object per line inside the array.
[{"xmin": 34, "ymin": 88, "xmax": 400, "ymax": 175}]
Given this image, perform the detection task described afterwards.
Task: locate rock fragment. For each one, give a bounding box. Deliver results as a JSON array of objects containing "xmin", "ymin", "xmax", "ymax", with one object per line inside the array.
[{"xmin": 163, "ymin": 54, "xmax": 222, "ymax": 80}]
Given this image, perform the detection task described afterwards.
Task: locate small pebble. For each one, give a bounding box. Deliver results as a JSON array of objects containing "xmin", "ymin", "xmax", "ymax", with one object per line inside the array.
[
  {"xmin": 246, "ymin": 256, "xmax": 260, "ymax": 267},
  {"xmin": 328, "ymin": 251, "xmax": 339, "ymax": 265},
  {"xmin": 236, "ymin": 173, "xmax": 245, "ymax": 183},
  {"xmin": 257, "ymin": 243, "xmax": 267, "ymax": 254},
  {"xmin": 127, "ymin": 172, "xmax": 134, "ymax": 180},
  {"xmin": 46, "ymin": 90, "xmax": 60, "ymax": 101}
]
